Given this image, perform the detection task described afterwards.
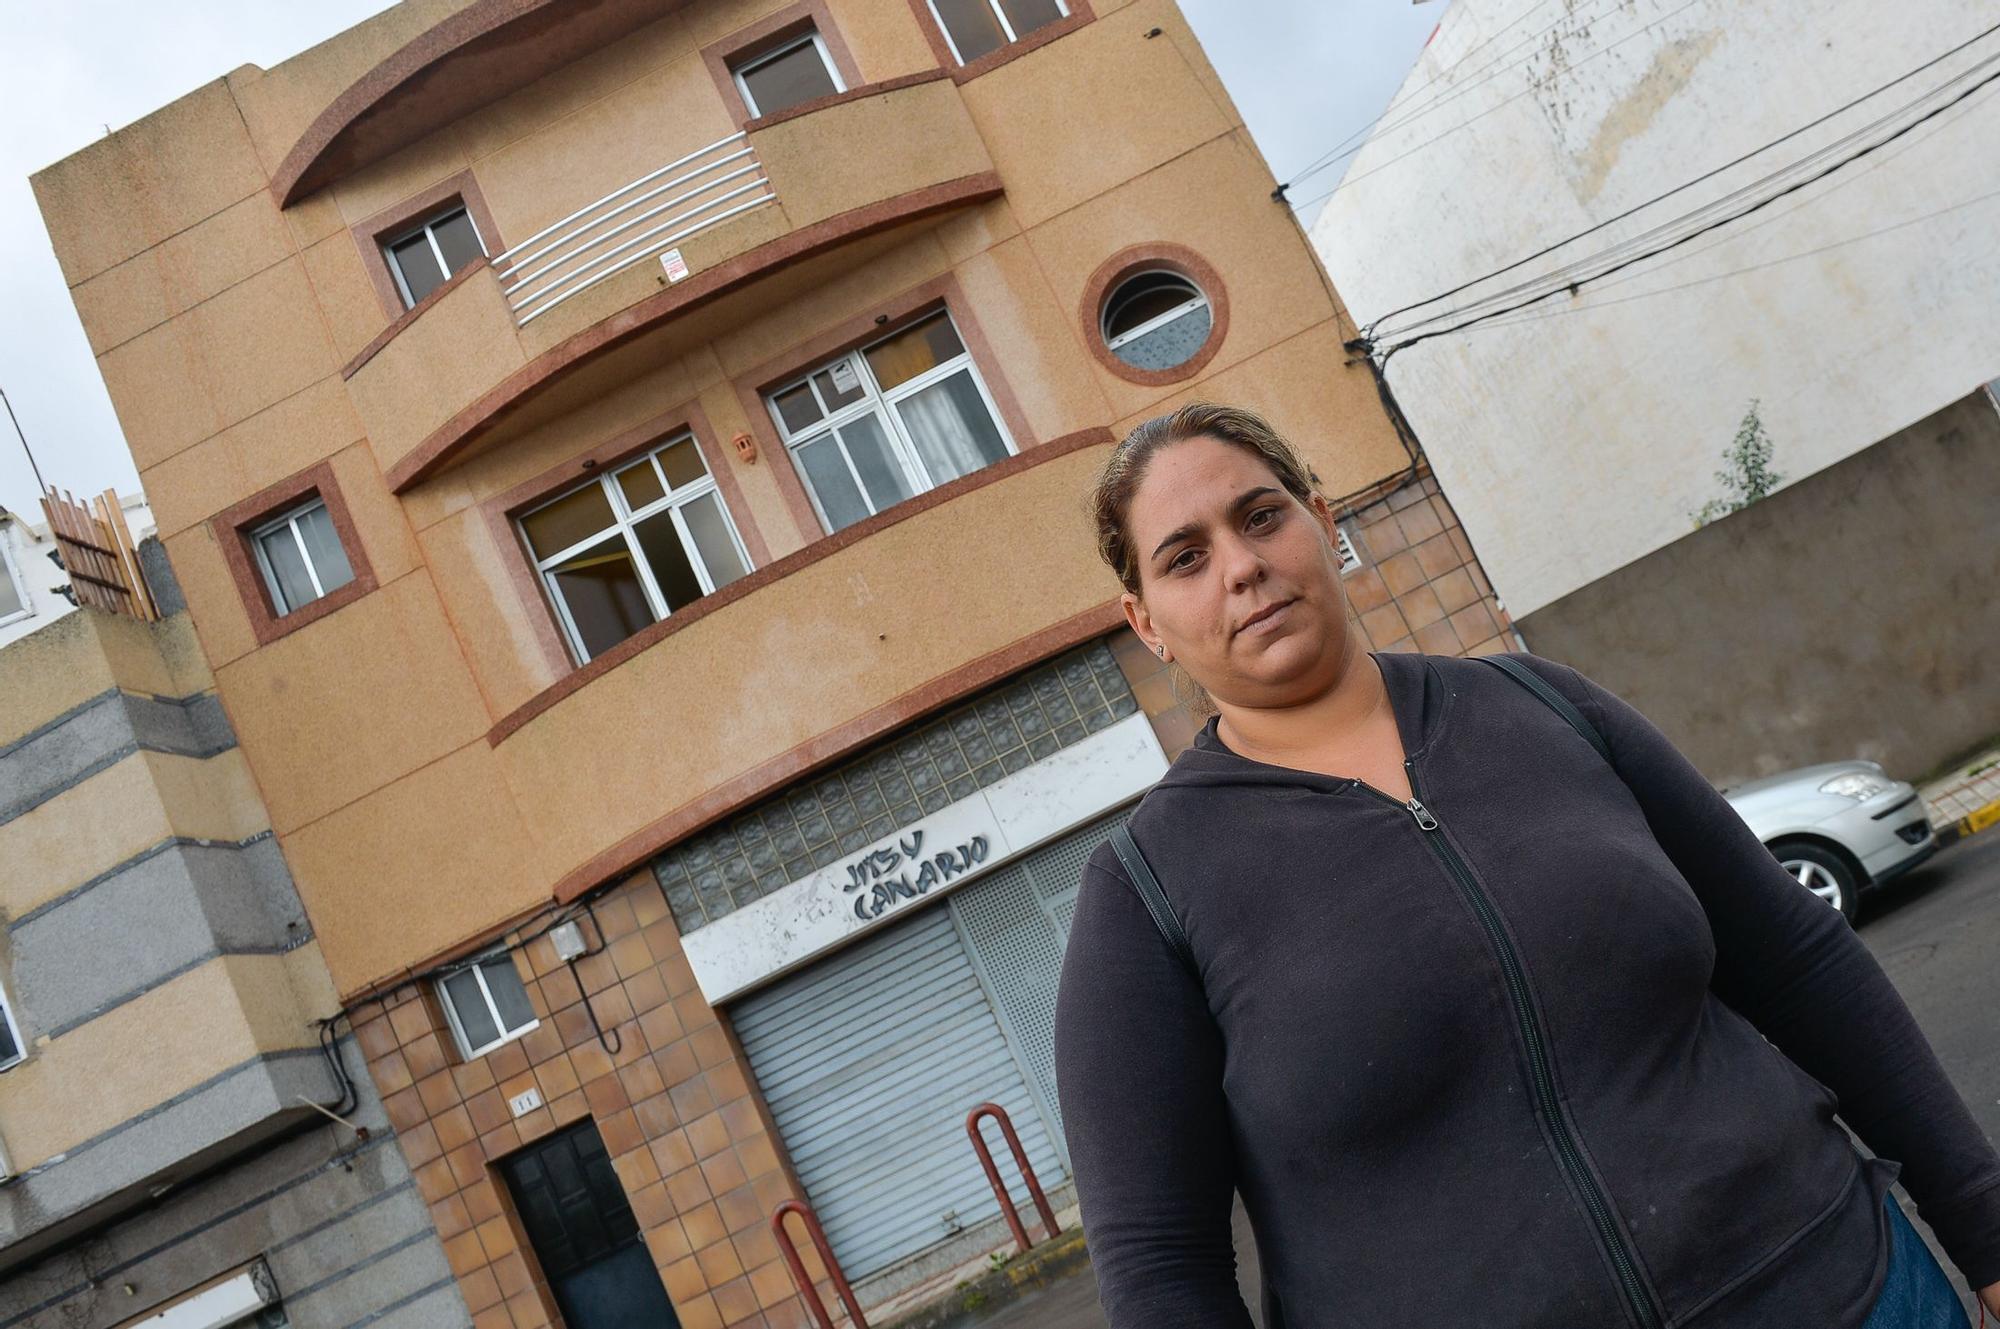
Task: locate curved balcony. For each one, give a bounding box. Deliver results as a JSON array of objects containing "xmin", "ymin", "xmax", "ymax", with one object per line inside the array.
[
  {"xmin": 481, "ymin": 430, "xmax": 1121, "ymax": 902},
  {"xmin": 341, "ymin": 73, "xmax": 1001, "ymax": 493}
]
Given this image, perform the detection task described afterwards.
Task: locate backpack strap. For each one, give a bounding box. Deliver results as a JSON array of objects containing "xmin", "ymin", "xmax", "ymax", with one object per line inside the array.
[
  {"xmin": 1477, "ymin": 654, "xmax": 1612, "ymax": 764},
  {"xmin": 1109, "ymin": 824, "xmax": 1200, "ymax": 981}
]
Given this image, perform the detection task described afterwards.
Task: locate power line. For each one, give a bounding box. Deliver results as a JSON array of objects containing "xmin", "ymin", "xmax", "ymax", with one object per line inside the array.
[
  {"xmin": 1454, "ymin": 86, "xmax": 1991, "ymax": 321},
  {"xmin": 1368, "ymin": 63, "xmax": 2000, "ymax": 358},
  {"xmin": 1370, "ymin": 46, "xmax": 2000, "ymax": 340},
  {"xmin": 1451, "ymin": 186, "xmax": 2000, "ymax": 335},
  {"xmin": 1359, "ymin": 15, "xmax": 2000, "ymax": 334}
]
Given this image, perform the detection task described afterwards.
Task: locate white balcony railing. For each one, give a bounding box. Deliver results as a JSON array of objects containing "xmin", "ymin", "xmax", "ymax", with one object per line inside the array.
[{"xmin": 490, "ymin": 131, "xmax": 779, "ymax": 326}]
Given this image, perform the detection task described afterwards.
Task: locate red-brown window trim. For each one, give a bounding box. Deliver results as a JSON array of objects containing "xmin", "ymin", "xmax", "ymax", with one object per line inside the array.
[
  {"xmin": 731, "ymin": 271, "xmax": 1037, "ymax": 547},
  {"xmin": 212, "ymin": 460, "xmax": 379, "ymax": 646},
  {"xmin": 903, "ymin": 0, "xmax": 1096, "ymax": 83},
  {"xmin": 700, "ymin": 0, "xmax": 864, "ymax": 129},
  {"xmin": 479, "ymin": 401, "xmax": 771, "ymax": 683},
  {"xmin": 350, "ymin": 170, "xmax": 506, "ymax": 324},
  {"xmin": 1080, "ymin": 242, "xmax": 1231, "ymax": 387}
]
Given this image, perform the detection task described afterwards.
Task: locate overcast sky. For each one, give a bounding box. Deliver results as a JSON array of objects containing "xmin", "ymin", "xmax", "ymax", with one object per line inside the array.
[{"xmin": 0, "ymin": 0, "xmax": 1442, "ymax": 517}]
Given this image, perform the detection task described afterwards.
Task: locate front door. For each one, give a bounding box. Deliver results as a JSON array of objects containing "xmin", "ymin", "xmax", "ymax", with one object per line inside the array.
[{"xmin": 500, "ymin": 1120, "xmax": 678, "ymax": 1329}]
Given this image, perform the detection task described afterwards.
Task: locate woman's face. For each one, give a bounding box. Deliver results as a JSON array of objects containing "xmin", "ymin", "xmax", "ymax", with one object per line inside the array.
[{"xmin": 1120, "ymin": 434, "xmax": 1351, "ymax": 707}]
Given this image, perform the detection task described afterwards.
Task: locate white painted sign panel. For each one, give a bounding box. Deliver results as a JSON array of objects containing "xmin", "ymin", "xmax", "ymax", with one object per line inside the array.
[
  {"xmin": 659, "ymin": 247, "xmax": 689, "ymax": 282},
  {"xmin": 684, "ymin": 710, "xmax": 1167, "ymax": 1003}
]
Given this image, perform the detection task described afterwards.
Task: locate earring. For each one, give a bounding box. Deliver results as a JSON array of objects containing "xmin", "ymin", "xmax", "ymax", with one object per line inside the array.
[{"xmin": 1153, "ymin": 643, "xmax": 1167, "ymax": 659}]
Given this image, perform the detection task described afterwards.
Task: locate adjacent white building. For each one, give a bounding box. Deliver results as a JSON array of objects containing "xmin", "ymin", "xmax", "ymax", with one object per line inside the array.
[
  {"xmin": 1310, "ymin": 0, "xmax": 2000, "ymax": 618},
  {"xmin": 1308, "ymin": 0, "xmax": 2000, "ymax": 780}
]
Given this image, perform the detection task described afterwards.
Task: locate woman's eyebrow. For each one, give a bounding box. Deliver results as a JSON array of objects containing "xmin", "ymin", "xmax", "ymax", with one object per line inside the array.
[{"xmin": 1150, "ymin": 486, "xmax": 1283, "ymax": 560}]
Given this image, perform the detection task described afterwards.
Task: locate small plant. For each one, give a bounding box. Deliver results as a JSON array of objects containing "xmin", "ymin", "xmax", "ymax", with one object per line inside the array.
[{"xmin": 1691, "ymin": 399, "xmax": 1784, "ymax": 527}]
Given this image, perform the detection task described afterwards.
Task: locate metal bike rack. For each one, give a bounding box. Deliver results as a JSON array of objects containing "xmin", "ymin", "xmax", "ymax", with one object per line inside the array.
[
  {"xmin": 771, "ymin": 1198, "xmax": 869, "ymax": 1328},
  {"xmin": 965, "ymin": 1102, "xmax": 1061, "ymax": 1254}
]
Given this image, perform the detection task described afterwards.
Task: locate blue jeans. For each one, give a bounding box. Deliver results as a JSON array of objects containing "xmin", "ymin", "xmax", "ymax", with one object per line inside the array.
[{"xmin": 1860, "ymin": 1191, "xmax": 1972, "ymax": 1328}]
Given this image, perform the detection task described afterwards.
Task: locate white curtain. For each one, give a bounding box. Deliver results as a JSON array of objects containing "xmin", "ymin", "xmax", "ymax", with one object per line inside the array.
[{"xmin": 895, "ymin": 371, "xmax": 1007, "ymax": 483}]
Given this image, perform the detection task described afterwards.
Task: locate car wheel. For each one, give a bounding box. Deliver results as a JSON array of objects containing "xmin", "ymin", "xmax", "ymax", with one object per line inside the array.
[{"xmin": 1770, "ymin": 840, "xmax": 1859, "ymax": 924}]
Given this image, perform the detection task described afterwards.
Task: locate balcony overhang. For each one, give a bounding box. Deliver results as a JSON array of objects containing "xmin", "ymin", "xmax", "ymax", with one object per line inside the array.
[
  {"xmin": 382, "ymin": 170, "xmax": 1003, "ymax": 492},
  {"xmin": 272, "ymin": 0, "xmax": 687, "ymax": 207}
]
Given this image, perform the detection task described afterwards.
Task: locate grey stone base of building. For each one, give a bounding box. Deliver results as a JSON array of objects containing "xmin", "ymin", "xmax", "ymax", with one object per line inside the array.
[{"xmin": 0, "ymin": 1038, "xmax": 470, "ymax": 1329}]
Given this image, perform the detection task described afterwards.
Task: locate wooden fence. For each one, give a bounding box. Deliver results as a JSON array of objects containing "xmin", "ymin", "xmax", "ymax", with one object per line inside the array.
[{"xmin": 37, "ymin": 489, "xmax": 159, "ymax": 622}]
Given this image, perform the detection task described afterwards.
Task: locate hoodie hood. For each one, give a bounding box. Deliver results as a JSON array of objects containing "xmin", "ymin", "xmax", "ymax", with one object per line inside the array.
[{"xmin": 1152, "ymin": 648, "xmax": 1450, "ymax": 795}]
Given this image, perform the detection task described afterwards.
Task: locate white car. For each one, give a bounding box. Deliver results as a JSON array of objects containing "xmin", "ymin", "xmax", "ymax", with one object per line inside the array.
[{"xmin": 1722, "ymin": 760, "xmax": 1940, "ymax": 923}]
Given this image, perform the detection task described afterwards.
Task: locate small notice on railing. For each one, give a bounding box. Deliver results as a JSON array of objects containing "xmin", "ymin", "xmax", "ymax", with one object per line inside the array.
[{"xmin": 660, "ymin": 248, "xmax": 690, "ymax": 282}]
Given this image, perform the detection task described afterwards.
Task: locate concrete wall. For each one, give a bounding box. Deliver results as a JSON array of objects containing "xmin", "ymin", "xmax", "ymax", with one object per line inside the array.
[
  {"xmin": 1516, "ymin": 390, "xmax": 2000, "ymax": 785},
  {"xmin": 0, "ymin": 549, "xmax": 468, "ymax": 1326},
  {"xmin": 1309, "ymin": 0, "xmax": 2000, "ymax": 619}
]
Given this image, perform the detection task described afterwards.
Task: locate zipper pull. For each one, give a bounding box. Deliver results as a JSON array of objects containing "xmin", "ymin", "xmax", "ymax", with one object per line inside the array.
[{"xmin": 1406, "ymin": 797, "xmax": 1439, "ymax": 830}]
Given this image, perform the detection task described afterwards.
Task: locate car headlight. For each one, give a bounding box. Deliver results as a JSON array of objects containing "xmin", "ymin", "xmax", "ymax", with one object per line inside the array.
[{"xmin": 1818, "ymin": 771, "xmax": 1894, "ymax": 800}]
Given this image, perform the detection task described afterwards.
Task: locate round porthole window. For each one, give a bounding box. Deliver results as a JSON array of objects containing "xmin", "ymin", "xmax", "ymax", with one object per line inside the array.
[{"xmin": 1100, "ymin": 269, "xmax": 1213, "ymax": 372}]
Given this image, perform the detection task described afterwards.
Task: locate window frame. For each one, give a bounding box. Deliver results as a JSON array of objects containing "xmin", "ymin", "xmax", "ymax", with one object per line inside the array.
[
  {"xmin": 923, "ymin": 0, "xmax": 1071, "ymax": 66},
  {"xmin": 1101, "ymin": 268, "xmax": 1210, "ymax": 357},
  {"xmin": 517, "ymin": 431, "xmax": 756, "ymax": 665},
  {"xmin": 763, "ymin": 308, "xmax": 1018, "ymax": 535},
  {"xmin": 0, "ymin": 977, "xmax": 25, "ymax": 1072},
  {"xmin": 381, "ymin": 201, "xmax": 487, "ymax": 310},
  {"xmin": 247, "ymin": 496, "xmax": 352, "ymax": 617},
  {"xmin": 731, "ymin": 29, "xmax": 847, "ymax": 118},
  {"xmin": 0, "ymin": 535, "xmax": 31, "ymax": 629},
  {"xmin": 213, "ymin": 460, "xmax": 378, "ymax": 647},
  {"xmin": 435, "ymin": 950, "xmax": 540, "ymax": 1061}
]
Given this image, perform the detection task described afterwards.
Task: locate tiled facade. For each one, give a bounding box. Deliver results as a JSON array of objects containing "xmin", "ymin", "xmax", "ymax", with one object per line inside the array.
[
  {"xmin": 355, "ymin": 884, "xmax": 820, "ymax": 1329},
  {"xmin": 1341, "ymin": 466, "xmax": 1517, "ymax": 658}
]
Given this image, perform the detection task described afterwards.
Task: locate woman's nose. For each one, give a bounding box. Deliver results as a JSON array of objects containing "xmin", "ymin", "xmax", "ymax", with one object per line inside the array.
[{"xmin": 1215, "ymin": 534, "xmax": 1267, "ymax": 588}]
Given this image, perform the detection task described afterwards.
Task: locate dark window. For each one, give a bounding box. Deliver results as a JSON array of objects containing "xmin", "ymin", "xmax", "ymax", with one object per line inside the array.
[
  {"xmin": 249, "ymin": 496, "xmax": 355, "ymax": 615},
  {"xmin": 383, "ymin": 204, "xmax": 486, "ymax": 308},
  {"xmin": 733, "ymin": 32, "xmax": 843, "ymax": 118},
  {"xmin": 927, "ymin": 0, "xmax": 1068, "ymax": 65}
]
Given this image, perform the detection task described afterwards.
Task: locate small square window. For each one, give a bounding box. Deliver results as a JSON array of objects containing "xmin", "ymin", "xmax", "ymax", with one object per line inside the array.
[
  {"xmin": 249, "ymin": 497, "xmax": 355, "ymax": 616},
  {"xmin": 927, "ymin": 0, "xmax": 1068, "ymax": 65},
  {"xmin": 732, "ymin": 30, "xmax": 845, "ymax": 118},
  {"xmin": 437, "ymin": 951, "xmax": 539, "ymax": 1060},
  {"xmin": 383, "ymin": 202, "xmax": 487, "ymax": 309}
]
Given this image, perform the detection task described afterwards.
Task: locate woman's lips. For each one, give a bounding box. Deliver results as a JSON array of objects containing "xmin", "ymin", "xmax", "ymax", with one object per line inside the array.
[{"xmin": 1235, "ymin": 598, "xmax": 1297, "ymax": 637}]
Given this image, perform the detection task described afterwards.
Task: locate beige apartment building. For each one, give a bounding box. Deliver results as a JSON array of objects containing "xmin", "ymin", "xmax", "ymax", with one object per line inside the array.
[{"xmin": 29, "ymin": 1, "xmax": 1515, "ymax": 1325}]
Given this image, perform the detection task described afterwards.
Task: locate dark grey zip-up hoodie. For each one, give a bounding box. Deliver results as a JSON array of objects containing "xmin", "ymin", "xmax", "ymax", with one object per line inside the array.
[{"xmin": 1053, "ymin": 649, "xmax": 2000, "ymax": 1327}]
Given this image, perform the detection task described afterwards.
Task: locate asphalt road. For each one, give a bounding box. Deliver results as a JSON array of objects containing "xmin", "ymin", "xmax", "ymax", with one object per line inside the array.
[{"xmin": 974, "ymin": 829, "xmax": 1999, "ymax": 1328}]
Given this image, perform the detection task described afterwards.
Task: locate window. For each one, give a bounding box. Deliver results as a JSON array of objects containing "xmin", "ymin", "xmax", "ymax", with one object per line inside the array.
[
  {"xmin": 249, "ymin": 497, "xmax": 355, "ymax": 616},
  {"xmin": 732, "ymin": 30, "xmax": 845, "ymax": 118},
  {"xmin": 1101, "ymin": 270, "xmax": 1212, "ymax": 372},
  {"xmin": 437, "ymin": 951, "xmax": 539, "ymax": 1060},
  {"xmin": 0, "ymin": 979, "xmax": 24, "ymax": 1071},
  {"xmin": 765, "ymin": 309, "xmax": 1014, "ymax": 534},
  {"xmin": 926, "ymin": 0, "xmax": 1068, "ymax": 65},
  {"xmin": 0, "ymin": 539, "xmax": 27, "ymax": 626},
  {"xmin": 519, "ymin": 434, "xmax": 753, "ymax": 663},
  {"xmin": 382, "ymin": 202, "xmax": 486, "ymax": 308}
]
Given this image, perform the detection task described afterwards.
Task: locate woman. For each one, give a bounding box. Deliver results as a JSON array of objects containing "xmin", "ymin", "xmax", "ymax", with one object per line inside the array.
[{"xmin": 1051, "ymin": 402, "xmax": 2000, "ymax": 1327}]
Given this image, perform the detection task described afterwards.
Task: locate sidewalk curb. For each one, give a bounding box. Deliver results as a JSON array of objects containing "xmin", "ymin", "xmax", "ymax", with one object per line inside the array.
[
  {"xmin": 873, "ymin": 1229, "xmax": 1094, "ymax": 1329},
  {"xmin": 1938, "ymin": 798, "xmax": 2000, "ymax": 845}
]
